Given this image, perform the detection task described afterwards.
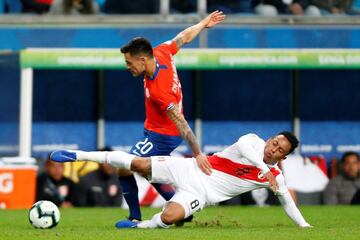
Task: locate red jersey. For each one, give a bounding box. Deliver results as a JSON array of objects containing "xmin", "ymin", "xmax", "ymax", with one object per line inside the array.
[{"xmin": 143, "ymin": 40, "xmax": 183, "ymax": 136}]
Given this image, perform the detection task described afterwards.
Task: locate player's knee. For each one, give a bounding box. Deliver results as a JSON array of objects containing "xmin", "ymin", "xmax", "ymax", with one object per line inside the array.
[
  {"xmin": 117, "ymin": 168, "xmax": 132, "ymax": 176},
  {"xmin": 131, "ymin": 158, "xmax": 150, "ymax": 176},
  {"xmin": 160, "ymin": 211, "xmax": 177, "ymax": 225},
  {"xmin": 161, "ymin": 202, "xmax": 185, "ymax": 225}
]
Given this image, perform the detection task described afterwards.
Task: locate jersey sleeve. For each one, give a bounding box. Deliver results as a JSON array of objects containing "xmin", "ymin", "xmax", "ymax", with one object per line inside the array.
[
  {"xmin": 275, "ymin": 174, "xmax": 311, "ymax": 227},
  {"xmin": 235, "ymin": 134, "xmax": 270, "ymax": 174},
  {"xmin": 151, "ymin": 81, "xmax": 179, "ymax": 112},
  {"xmin": 157, "ymin": 40, "xmax": 179, "ymax": 55}
]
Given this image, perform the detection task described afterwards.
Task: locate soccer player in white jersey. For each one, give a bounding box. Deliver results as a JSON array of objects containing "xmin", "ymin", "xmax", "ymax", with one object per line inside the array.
[{"xmin": 51, "ymin": 131, "xmax": 311, "ymax": 228}]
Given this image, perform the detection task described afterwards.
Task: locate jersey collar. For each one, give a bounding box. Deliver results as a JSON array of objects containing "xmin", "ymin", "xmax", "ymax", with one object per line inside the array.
[{"xmin": 148, "ymin": 58, "xmax": 168, "ymax": 80}]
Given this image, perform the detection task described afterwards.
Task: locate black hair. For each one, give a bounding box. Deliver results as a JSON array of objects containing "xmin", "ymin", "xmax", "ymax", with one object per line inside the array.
[
  {"xmin": 341, "ymin": 151, "xmax": 360, "ymax": 163},
  {"xmin": 277, "ymin": 131, "xmax": 299, "ymax": 154},
  {"xmin": 120, "ymin": 37, "xmax": 153, "ymax": 58}
]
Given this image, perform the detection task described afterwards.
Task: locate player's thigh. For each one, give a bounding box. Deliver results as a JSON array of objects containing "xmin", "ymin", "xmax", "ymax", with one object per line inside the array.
[
  {"xmin": 117, "ymin": 135, "xmax": 169, "ymax": 176},
  {"xmin": 168, "ymin": 191, "xmax": 205, "ymax": 219},
  {"xmin": 150, "ymin": 156, "xmax": 193, "ymax": 186},
  {"xmin": 117, "ymin": 136, "xmax": 157, "ymax": 176}
]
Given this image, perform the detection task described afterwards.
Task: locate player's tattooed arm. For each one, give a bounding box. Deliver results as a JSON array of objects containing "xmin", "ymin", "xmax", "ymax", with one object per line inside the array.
[
  {"xmin": 172, "ymin": 11, "xmax": 225, "ymax": 50},
  {"xmin": 167, "ymin": 104, "xmax": 201, "ymax": 156},
  {"xmin": 167, "ymin": 104, "xmax": 212, "ymax": 175},
  {"xmin": 173, "ymin": 36, "xmax": 184, "ymax": 50}
]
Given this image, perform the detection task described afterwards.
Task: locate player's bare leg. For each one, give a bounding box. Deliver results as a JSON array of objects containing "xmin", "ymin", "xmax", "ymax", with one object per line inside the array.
[{"xmin": 162, "ymin": 202, "xmax": 186, "ymax": 225}]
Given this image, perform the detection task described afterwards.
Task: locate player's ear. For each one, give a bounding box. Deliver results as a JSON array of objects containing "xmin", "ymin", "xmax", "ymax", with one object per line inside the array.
[{"xmin": 140, "ymin": 56, "xmax": 147, "ymax": 64}]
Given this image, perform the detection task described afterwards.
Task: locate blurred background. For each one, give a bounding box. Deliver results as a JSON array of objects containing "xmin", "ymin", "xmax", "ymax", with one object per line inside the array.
[{"xmin": 1, "ymin": 0, "xmax": 360, "ymax": 209}]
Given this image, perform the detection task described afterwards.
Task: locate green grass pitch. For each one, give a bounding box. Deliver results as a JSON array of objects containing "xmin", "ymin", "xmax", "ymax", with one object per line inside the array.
[{"xmin": 1, "ymin": 205, "xmax": 360, "ymax": 240}]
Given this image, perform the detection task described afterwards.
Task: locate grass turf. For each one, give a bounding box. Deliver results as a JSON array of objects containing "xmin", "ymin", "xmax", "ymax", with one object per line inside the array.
[{"xmin": 1, "ymin": 205, "xmax": 359, "ymax": 240}]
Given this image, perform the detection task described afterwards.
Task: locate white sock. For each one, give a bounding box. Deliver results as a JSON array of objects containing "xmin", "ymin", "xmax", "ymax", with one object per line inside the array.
[
  {"xmin": 107, "ymin": 151, "xmax": 135, "ymax": 169},
  {"xmin": 75, "ymin": 150, "xmax": 106, "ymax": 162},
  {"xmin": 75, "ymin": 150, "xmax": 135, "ymax": 170},
  {"xmin": 150, "ymin": 212, "xmax": 170, "ymax": 229}
]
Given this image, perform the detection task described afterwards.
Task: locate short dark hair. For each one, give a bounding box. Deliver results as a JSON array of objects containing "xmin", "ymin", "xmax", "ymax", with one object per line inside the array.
[
  {"xmin": 120, "ymin": 37, "xmax": 153, "ymax": 58},
  {"xmin": 341, "ymin": 151, "xmax": 360, "ymax": 163},
  {"xmin": 277, "ymin": 131, "xmax": 299, "ymax": 154}
]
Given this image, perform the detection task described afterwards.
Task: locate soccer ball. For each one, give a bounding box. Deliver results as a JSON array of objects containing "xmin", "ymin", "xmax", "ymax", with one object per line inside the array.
[{"xmin": 29, "ymin": 200, "xmax": 61, "ymax": 229}]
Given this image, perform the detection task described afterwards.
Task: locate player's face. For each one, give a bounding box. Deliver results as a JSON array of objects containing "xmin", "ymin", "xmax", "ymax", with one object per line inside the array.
[
  {"xmin": 124, "ymin": 53, "xmax": 146, "ymax": 77},
  {"xmin": 264, "ymin": 135, "xmax": 291, "ymax": 164}
]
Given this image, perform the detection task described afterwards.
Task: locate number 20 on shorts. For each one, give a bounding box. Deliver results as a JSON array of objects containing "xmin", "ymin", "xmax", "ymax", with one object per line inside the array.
[{"xmin": 133, "ymin": 138, "xmax": 154, "ymax": 156}]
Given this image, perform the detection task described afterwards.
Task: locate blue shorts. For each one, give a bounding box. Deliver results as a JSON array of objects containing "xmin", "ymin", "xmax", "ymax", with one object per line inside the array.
[{"xmin": 129, "ymin": 129, "xmax": 182, "ymax": 157}]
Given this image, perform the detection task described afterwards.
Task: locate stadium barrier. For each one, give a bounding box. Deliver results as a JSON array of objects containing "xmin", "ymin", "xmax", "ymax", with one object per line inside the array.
[{"xmin": 18, "ymin": 48, "xmax": 360, "ymax": 157}]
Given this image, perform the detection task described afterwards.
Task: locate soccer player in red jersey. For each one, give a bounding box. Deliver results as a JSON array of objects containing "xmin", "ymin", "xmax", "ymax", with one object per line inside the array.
[{"xmin": 116, "ymin": 11, "xmax": 225, "ymax": 227}]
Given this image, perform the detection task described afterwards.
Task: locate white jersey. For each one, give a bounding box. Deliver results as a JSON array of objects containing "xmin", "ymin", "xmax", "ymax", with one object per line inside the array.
[
  {"xmin": 200, "ymin": 133, "xmax": 283, "ymax": 204},
  {"xmin": 151, "ymin": 133, "xmax": 310, "ymax": 227}
]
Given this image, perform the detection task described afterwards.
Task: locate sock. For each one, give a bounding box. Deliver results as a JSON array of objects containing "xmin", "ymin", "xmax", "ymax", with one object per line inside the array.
[
  {"xmin": 152, "ymin": 183, "xmax": 175, "ymax": 201},
  {"xmin": 144, "ymin": 212, "xmax": 170, "ymax": 228},
  {"xmin": 76, "ymin": 150, "xmax": 134, "ymax": 169},
  {"xmin": 119, "ymin": 175, "xmax": 142, "ymax": 220},
  {"xmin": 75, "ymin": 150, "xmax": 106, "ymax": 162}
]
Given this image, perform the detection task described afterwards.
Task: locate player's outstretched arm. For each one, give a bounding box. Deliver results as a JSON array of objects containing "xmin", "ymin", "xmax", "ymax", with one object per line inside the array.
[
  {"xmin": 275, "ymin": 175, "xmax": 312, "ymax": 228},
  {"xmin": 278, "ymin": 191, "xmax": 312, "ymax": 228},
  {"xmin": 172, "ymin": 10, "xmax": 225, "ymax": 49},
  {"xmin": 166, "ymin": 104, "xmax": 212, "ymax": 175}
]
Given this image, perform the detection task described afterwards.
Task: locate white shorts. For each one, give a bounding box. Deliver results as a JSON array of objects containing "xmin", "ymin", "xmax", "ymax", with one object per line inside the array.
[{"xmin": 150, "ymin": 156, "xmax": 206, "ymax": 218}]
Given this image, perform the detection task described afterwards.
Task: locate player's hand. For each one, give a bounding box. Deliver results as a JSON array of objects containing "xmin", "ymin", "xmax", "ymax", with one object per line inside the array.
[
  {"xmin": 264, "ymin": 171, "xmax": 278, "ymax": 192},
  {"xmin": 196, "ymin": 154, "xmax": 212, "ymax": 175},
  {"xmin": 202, "ymin": 10, "xmax": 226, "ymax": 28}
]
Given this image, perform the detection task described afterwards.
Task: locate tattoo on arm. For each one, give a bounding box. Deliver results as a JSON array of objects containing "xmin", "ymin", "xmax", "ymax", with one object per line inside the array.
[
  {"xmin": 167, "ymin": 105, "xmax": 201, "ymax": 156},
  {"xmin": 174, "ymin": 36, "xmax": 184, "ymax": 50}
]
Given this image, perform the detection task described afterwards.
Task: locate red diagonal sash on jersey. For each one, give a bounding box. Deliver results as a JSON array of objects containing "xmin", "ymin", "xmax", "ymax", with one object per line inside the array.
[{"xmin": 207, "ymin": 155, "xmax": 280, "ymax": 183}]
